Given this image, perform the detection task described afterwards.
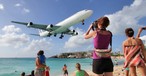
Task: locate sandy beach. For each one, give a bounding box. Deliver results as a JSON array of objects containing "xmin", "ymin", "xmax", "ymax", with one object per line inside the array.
[{"xmin": 84, "ymin": 64, "xmax": 142, "ymax": 76}]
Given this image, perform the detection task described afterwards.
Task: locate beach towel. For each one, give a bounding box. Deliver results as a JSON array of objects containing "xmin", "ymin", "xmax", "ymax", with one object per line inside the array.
[{"xmin": 124, "ymin": 45, "xmax": 144, "ymax": 68}]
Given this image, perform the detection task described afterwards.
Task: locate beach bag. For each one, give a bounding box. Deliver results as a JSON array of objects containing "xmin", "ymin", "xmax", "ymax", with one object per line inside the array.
[
  {"xmin": 95, "ymin": 49, "xmax": 111, "ymax": 57},
  {"xmin": 94, "ymin": 30, "xmax": 112, "ymax": 57}
]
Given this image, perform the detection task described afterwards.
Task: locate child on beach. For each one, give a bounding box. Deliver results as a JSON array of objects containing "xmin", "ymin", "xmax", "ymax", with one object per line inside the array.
[{"xmin": 45, "ymin": 66, "xmax": 50, "ymax": 76}]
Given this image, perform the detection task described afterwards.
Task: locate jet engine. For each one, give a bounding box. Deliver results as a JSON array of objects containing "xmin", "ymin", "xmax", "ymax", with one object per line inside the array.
[
  {"xmin": 27, "ymin": 22, "xmax": 33, "ymax": 27},
  {"xmin": 71, "ymin": 30, "xmax": 78, "ymax": 35},
  {"xmin": 46, "ymin": 24, "xmax": 53, "ymax": 30},
  {"xmin": 75, "ymin": 32, "xmax": 78, "ymax": 35}
]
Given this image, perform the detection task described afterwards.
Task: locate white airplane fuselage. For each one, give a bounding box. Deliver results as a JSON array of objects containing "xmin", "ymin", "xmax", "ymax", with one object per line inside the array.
[
  {"xmin": 11, "ymin": 10, "xmax": 93, "ymax": 38},
  {"xmin": 50, "ymin": 10, "xmax": 93, "ymax": 34}
]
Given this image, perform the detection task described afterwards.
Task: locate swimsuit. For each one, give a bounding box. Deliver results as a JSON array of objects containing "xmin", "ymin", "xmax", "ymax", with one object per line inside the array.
[
  {"xmin": 75, "ymin": 70, "xmax": 85, "ymax": 76},
  {"xmin": 92, "ymin": 31, "xmax": 113, "ymax": 74}
]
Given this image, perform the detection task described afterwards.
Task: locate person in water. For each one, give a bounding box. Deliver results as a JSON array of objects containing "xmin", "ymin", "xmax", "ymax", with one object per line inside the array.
[
  {"xmin": 73, "ymin": 63, "xmax": 89, "ymax": 76},
  {"xmin": 84, "ymin": 16, "xmax": 113, "ymax": 76},
  {"xmin": 123, "ymin": 28, "xmax": 146, "ymax": 76},
  {"xmin": 62, "ymin": 64, "xmax": 68, "ymax": 76},
  {"xmin": 35, "ymin": 50, "xmax": 48, "ymax": 76}
]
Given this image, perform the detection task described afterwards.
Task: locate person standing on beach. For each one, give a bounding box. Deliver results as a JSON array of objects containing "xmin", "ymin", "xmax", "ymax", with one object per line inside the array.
[
  {"xmin": 84, "ymin": 16, "xmax": 113, "ymax": 76},
  {"xmin": 136, "ymin": 26, "xmax": 146, "ymax": 63},
  {"xmin": 62, "ymin": 64, "xmax": 68, "ymax": 76},
  {"xmin": 73, "ymin": 63, "xmax": 89, "ymax": 76},
  {"xmin": 35, "ymin": 50, "xmax": 48, "ymax": 76},
  {"xmin": 123, "ymin": 28, "xmax": 146, "ymax": 76}
]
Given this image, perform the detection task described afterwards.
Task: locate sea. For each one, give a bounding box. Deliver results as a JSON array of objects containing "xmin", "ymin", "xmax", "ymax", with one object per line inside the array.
[{"xmin": 0, "ymin": 58, "xmax": 124, "ymax": 76}]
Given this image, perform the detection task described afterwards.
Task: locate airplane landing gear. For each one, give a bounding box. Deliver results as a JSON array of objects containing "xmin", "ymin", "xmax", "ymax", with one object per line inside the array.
[
  {"xmin": 59, "ymin": 34, "xmax": 64, "ymax": 39},
  {"xmin": 82, "ymin": 20, "xmax": 84, "ymax": 25},
  {"xmin": 54, "ymin": 33, "xmax": 57, "ymax": 37}
]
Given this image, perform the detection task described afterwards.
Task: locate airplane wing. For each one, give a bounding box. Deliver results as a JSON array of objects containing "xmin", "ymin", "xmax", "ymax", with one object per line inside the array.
[{"xmin": 11, "ymin": 21, "xmax": 60, "ymax": 31}]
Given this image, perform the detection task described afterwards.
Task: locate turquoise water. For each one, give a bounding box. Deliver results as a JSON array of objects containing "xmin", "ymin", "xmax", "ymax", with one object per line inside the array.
[
  {"xmin": 0, "ymin": 58, "xmax": 124, "ymax": 76},
  {"xmin": 0, "ymin": 58, "xmax": 92, "ymax": 76}
]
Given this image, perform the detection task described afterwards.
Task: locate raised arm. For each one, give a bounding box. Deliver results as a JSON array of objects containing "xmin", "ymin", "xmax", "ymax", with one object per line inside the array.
[
  {"xmin": 137, "ymin": 39, "xmax": 146, "ymax": 62},
  {"xmin": 136, "ymin": 27, "xmax": 146, "ymax": 38},
  {"xmin": 84, "ymin": 24, "xmax": 96, "ymax": 39}
]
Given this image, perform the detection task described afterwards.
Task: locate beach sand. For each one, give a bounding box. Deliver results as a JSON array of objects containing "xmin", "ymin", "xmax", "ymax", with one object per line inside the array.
[{"xmin": 84, "ymin": 65, "xmax": 142, "ymax": 76}]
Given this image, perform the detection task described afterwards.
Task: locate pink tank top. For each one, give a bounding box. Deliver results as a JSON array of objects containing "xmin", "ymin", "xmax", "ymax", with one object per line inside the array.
[{"xmin": 93, "ymin": 31, "xmax": 112, "ymax": 59}]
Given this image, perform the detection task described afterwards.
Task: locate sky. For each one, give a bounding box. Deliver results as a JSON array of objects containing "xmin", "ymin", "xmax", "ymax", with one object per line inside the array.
[{"xmin": 0, "ymin": 0, "xmax": 146, "ymax": 58}]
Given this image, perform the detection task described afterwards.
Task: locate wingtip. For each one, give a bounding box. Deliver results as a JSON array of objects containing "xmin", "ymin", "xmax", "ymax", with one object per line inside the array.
[{"xmin": 11, "ymin": 21, "xmax": 15, "ymax": 23}]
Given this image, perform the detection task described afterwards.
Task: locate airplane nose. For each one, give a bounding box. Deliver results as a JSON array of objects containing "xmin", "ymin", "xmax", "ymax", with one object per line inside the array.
[
  {"xmin": 88, "ymin": 10, "xmax": 93, "ymax": 15},
  {"xmin": 89, "ymin": 10, "xmax": 93, "ymax": 14}
]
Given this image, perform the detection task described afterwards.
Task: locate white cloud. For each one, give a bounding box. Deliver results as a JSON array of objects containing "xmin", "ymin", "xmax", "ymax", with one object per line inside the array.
[
  {"xmin": 140, "ymin": 35, "xmax": 146, "ymax": 44},
  {"xmin": 0, "ymin": 25, "xmax": 53, "ymax": 57},
  {"xmin": 15, "ymin": 3, "xmax": 22, "ymax": 7},
  {"xmin": 0, "ymin": 4, "xmax": 4, "ymax": 10},
  {"xmin": 0, "ymin": 25, "xmax": 29, "ymax": 48},
  {"xmin": 23, "ymin": 8, "xmax": 30, "ymax": 13},
  {"xmin": 22, "ymin": 38, "xmax": 52, "ymax": 52},
  {"xmin": 14, "ymin": 3, "xmax": 30, "ymax": 13},
  {"xmin": 106, "ymin": 0, "xmax": 146, "ymax": 35},
  {"xmin": 2, "ymin": 25, "xmax": 21, "ymax": 33},
  {"xmin": 64, "ymin": 28, "xmax": 92, "ymax": 50}
]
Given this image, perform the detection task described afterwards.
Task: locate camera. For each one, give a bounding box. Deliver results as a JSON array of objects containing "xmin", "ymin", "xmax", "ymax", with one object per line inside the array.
[
  {"xmin": 91, "ymin": 21, "xmax": 98, "ymax": 31},
  {"xmin": 142, "ymin": 27, "xmax": 146, "ymax": 30}
]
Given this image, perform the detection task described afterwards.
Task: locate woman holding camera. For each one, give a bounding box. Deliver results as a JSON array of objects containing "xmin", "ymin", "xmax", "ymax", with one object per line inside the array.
[{"xmin": 84, "ymin": 16, "xmax": 113, "ymax": 76}]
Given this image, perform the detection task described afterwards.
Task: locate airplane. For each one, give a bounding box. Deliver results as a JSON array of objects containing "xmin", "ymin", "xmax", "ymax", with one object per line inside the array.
[{"xmin": 11, "ymin": 9, "xmax": 93, "ymax": 39}]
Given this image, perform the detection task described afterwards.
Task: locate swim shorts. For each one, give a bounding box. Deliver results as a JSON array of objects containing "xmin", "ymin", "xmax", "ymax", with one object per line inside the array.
[
  {"xmin": 34, "ymin": 68, "xmax": 45, "ymax": 76},
  {"xmin": 93, "ymin": 58, "xmax": 114, "ymax": 74},
  {"xmin": 64, "ymin": 70, "xmax": 68, "ymax": 75}
]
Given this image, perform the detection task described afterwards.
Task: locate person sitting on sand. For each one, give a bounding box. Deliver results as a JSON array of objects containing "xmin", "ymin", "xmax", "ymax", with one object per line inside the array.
[
  {"xmin": 27, "ymin": 70, "xmax": 34, "ymax": 76},
  {"xmin": 21, "ymin": 72, "xmax": 25, "ymax": 76},
  {"xmin": 123, "ymin": 28, "xmax": 146, "ymax": 76},
  {"xmin": 73, "ymin": 63, "xmax": 89, "ymax": 76}
]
